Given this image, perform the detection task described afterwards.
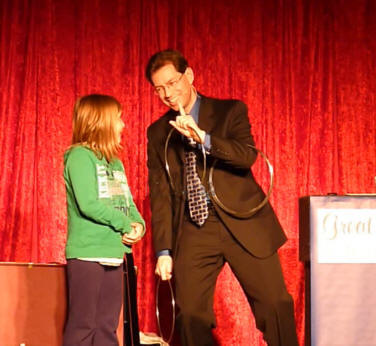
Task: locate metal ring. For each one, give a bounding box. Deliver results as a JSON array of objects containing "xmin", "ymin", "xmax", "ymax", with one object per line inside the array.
[
  {"xmin": 155, "ymin": 277, "xmax": 176, "ymax": 344},
  {"xmin": 164, "ymin": 127, "xmax": 207, "ymax": 191},
  {"xmin": 208, "ymin": 145, "xmax": 274, "ymax": 218},
  {"xmin": 165, "ymin": 127, "xmax": 274, "ymax": 217},
  {"xmin": 164, "ymin": 128, "xmax": 176, "ymax": 192}
]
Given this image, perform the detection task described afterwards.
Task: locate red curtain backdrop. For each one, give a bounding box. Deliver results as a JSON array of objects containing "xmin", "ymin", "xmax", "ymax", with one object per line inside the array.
[{"xmin": 1, "ymin": 0, "xmax": 375, "ymax": 345}]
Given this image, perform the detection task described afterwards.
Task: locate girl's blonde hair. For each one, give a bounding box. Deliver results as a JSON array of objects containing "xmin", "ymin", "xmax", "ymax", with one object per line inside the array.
[{"xmin": 72, "ymin": 94, "xmax": 122, "ymax": 162}]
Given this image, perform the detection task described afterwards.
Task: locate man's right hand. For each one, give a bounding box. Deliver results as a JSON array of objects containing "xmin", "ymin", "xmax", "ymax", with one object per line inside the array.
[{"xmin": 155, "ymin": 255, "xmax": 173, "ymax": 281}]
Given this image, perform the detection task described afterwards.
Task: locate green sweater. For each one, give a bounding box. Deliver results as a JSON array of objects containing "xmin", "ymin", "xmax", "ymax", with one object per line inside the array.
[{"xmin": 64, "ymin": 146, "xmax": 145, "ymax": 259}]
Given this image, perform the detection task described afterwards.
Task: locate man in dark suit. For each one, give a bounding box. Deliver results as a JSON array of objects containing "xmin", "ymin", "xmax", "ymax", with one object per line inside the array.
[{"xmin": 145, "ymin": 49, "xmax": 298, "ymax": 346}]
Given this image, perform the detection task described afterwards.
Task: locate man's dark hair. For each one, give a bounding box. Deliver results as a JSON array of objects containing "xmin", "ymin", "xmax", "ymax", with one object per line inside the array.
[{"xmin": 145, "ymin": 49, "xmax": 188, "ymax": 84}]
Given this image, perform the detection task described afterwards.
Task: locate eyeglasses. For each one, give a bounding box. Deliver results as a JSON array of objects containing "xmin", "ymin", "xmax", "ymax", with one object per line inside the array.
[{"xmin": 154, "ymin": 71, "xmax": 185, "ymax": 96}]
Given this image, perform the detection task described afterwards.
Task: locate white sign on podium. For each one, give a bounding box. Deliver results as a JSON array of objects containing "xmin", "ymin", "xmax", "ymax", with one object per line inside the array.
[
  {"xmin": 300, "ymin": 195, "xmax": 376, "ymax": 346},
  {"xmin": 316, "ymin": 208, "xmax": 376, "ymax": 263}
]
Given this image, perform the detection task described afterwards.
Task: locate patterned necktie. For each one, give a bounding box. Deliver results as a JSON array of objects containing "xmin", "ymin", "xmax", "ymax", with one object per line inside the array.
[{"xmin": 185, "ymin": 138, "xmax": 209, "ymax": 226}]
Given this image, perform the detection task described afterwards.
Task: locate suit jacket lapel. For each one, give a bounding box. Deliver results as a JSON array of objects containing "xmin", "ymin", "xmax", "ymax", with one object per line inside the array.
[
  {"xmin": 196, "ymin": 96, "xmax": 217, "ymax": 184},
  {"xmin": 197, "ymin": 96, "xmax": 215, "ymax": 134},
  {"xmin": 165, "ymin": 109, "xmax": 185, "ymax": 164}
]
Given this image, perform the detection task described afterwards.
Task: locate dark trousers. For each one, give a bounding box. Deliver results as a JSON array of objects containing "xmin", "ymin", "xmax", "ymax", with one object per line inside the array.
[
  {"xmin": 63, "ymin": 259, "xmax": 123, "ymax": 346},
  {"xmin": 174, "ymin": 210, "xmax": 298, "ymax": 346}
]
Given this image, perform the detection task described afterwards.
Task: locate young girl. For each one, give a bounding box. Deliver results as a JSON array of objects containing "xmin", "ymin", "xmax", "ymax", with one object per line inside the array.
[{"xmin": 63, "ymin": 94, "xmax": 145, "ymax": 346}]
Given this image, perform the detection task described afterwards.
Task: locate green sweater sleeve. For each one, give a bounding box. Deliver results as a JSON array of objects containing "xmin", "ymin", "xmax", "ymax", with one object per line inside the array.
[
  {"xmin": 128, "ymin": 195, "xmax": 146, "ymax": 235},
  {"xmin": 65, "ymin": 148, "xmax": 132, "ymax": 234}
]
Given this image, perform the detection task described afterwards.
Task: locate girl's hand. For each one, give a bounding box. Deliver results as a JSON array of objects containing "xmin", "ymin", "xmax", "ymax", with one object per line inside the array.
[{"xmin": 122, "ymin": 223, "xmax": 144, "ymax": 245}]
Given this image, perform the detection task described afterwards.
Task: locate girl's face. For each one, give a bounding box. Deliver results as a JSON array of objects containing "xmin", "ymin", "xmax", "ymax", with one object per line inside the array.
[{"xmin": 115, "ymin": 112, "xmax": 125, "ymax": 144}]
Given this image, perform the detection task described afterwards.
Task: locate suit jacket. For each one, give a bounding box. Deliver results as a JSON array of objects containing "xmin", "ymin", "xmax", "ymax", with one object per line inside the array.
[{"xmin": 147, "ymin": 96, "xmax": 287, "ymax": 259}]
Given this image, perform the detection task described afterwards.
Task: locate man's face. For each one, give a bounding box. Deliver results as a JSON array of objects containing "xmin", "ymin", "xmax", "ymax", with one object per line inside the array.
[{"xmin": 151, "ymin": 63, "xmax": 194, "ymax": 112}]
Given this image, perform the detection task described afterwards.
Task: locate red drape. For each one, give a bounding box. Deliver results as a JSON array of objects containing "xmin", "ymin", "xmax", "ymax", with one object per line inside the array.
[{"xmin": 1, "ymin": 0, "xmax": 375, "ymax": 345}]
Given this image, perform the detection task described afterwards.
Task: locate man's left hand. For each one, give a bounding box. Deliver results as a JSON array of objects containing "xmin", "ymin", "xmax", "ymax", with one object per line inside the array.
[{"xmin": 169, "ymin": 115, "xmax": 205, "ymax": 143}]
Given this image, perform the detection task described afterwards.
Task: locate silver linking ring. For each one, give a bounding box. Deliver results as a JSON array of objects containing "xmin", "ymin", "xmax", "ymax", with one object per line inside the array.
[
  {"xmin": 165, "ymin": 127, "xmax": 274, "ymax": 218},
  {"xmin": 164, "ymin": 128, "xmax": 176, "ymax": 192},
  {"xmin": 156, "ymin": 277, "xmax": 176, "ymax": 344},
  {"xmin": 208, "ymin": 145, "xmax": 274, "ymax": 218}
]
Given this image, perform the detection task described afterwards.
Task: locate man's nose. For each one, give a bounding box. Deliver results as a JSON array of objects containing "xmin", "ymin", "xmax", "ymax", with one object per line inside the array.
[{"xmin": 164, "ymin": 86, "xmax": 173, "ymax": 98}]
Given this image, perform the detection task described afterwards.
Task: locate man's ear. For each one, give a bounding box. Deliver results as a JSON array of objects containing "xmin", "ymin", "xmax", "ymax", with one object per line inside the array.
[{"xmin": 186, "ymin": 67, "xmax": 194, "ymax": 85}]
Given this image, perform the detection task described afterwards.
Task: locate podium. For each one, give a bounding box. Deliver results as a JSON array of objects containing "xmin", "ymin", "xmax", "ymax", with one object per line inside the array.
[
  {"xmin": 299, "ymin": 195, "xmax": 376, "ymax": 346},
  {"xmin": 0, "ymin": 263, "xmax": 67, "ymax": 345}
]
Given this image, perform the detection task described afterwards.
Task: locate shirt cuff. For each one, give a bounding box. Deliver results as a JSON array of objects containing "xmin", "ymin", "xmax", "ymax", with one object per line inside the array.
[
  {"xmin": 157, "ymin": 249, "xmax": 171, "ymax": 257},
  {"xmin": 203, "ymin": 133, "xmax": 211, "ymax": 152}
]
